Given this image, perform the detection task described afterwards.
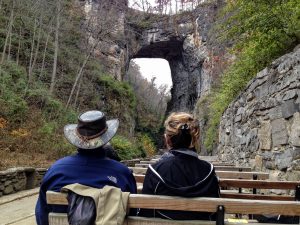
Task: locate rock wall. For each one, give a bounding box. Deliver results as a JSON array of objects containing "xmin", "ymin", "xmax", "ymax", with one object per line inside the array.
[
  {"xmin": 0, "ymin": 167, "xmax": 46, "ymax": 196},
  {"xmin": 218, "ymin": 47, "xmax": 300, "ymax": 181}
]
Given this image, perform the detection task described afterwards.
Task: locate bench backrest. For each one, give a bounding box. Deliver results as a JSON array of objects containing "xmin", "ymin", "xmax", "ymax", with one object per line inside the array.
[
  {"xmin": 47, "ymin": 191, "xmax": 300, "ymax": 225},
  {"xmin": 134, "ymin": 164, "xmax": 252, "ymax": 171},
  {"xmin": 130, "ymin": 167, "xmax": 269, "ymax": 179},
  {"xmin": 134, "ymin": 174, "xmax": 300, "ymax": 201}
]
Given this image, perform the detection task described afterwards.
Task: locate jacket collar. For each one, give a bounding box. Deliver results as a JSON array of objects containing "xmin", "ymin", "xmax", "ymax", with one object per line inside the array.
[{"xmin": 170, "ymin": 148, "xmax": 198, "ymax": 159}]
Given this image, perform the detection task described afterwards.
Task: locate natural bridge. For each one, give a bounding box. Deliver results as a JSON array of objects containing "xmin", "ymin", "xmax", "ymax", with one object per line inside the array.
[
  {"xmin": 126, "ymin": 5, "xmax": 220, "ymax": 112},
  {"xmin": 97, "ymin": 1, "xmax": 221, "ymax": 113}
]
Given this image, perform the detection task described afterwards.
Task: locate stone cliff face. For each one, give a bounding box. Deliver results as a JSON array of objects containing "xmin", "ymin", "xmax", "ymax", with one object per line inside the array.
[
  {"xmin": 218, "ymin": 46, "xmax": 300, "ymax": 181},
  {"xmin": 83, "ymin": 0, "xmax": 128, "ymax": 81},
  {"xmin": 83, "ymin": 0, "xmax": 223, "ymax": 113},
  {"xmin": 126, "ymin": 2, "xmax": 222, "ymax": 113}
]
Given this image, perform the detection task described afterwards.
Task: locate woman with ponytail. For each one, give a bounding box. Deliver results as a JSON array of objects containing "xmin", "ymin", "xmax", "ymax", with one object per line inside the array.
[{"xmin": 138, "ymin": 112, "xmax": 220, "ymax": 220}]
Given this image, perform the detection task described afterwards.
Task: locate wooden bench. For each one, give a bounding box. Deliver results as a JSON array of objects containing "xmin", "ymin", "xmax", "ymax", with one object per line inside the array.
[
  {"xmin": 139, "ymin": 161, "xmax": 156, "ymax": 164},
  {"xmin": 220, "ymin": 179, "xmax": 300, "ymax": 201},
  {"xmin": 134, "ymin": 175, "xmax": 300, "ymax": 201},
  {"xmin": 150, "ymin": 158, "xmax": 235, "ymax": 165},
  {"xmin": 47, "ymin": 191, "xmax": 300, "ymax": 225},
  {"xmin": 130, "ymin": 167, "xmax": 269, "ymax": 179},
  {"xmin": 134, "ymin": 163, "xmax": 252, "ymax": 171}
]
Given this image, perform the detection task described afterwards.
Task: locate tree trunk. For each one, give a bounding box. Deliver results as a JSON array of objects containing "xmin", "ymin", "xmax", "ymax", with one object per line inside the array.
[
  {"xmin": 7, "ymin": 28, "xmax": 12, "ymax": 60},
  {"xmin": 66, "ymin": 36, "xmax": 102, "ymax": 109},
  {"xmin": 1, "ymin": 0, "xmax": 15, "ymax": 64},
  {"xmin": 16, "ymin": 27, "xmax": 22, "ymax": 65},
  {"xmin": 66, "ymin": 51, "xmax": 91, "ymax": 109},
  {"xmin": 74, "ymin": 73, "xmax": 83, "ymax": 108},
  {"xmin": 49, "ymin": 0, "xmax": 61, "ymax": 94},
  {"xmin": 28, "ymin": 19, "xmax": 37, "ymax": 83},
  {"xmin": 29, "ymin": 16, "xmax": 43, "ymax": 81},
  {"xmin": 39, "ymin": 26, "xmax": 51, "ymax": 79}
]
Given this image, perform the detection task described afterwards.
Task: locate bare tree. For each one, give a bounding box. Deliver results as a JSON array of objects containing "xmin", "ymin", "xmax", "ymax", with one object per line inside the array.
[
  {"xmin": 1, "ymin": 0, "xmax": 15, "ymax": 64},
  {"xmin": 66, "ymin": 1, "xmax": 120, "ymax": 108},
  {"xmin": 39, "ymin": 24, "xmax": 52, "ymax": 79},
  {"xmin": 16, "ymin": 26, "xmax": 22, "ymax": 65},
  {"xmin": 28, "ymin": 15, "xmax": 43, "ymax": 83},
  {"xmin": 49, "ymin": 0, "xmax": 61, "ymax": 94},
  {"xmin": 28, "ymin": 19, "xmax": 37, "ymax": 83}
]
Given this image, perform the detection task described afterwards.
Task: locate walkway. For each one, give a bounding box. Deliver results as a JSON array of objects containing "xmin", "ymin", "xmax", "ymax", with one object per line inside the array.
[{"xmin": 0, "ymin": 188, "xmax": 39, "ymax": 225}]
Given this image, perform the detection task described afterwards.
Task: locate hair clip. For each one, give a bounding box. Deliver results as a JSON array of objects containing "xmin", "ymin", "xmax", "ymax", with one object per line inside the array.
[{"xmin": 180, "ymin": 124, "xmax": 189, "ymax": 130}]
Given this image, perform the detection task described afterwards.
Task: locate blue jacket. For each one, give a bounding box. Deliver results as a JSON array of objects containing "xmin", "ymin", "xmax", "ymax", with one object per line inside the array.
[{"xmin": 35, "ymin": 150, "xmax": 137, "ymax": 225}]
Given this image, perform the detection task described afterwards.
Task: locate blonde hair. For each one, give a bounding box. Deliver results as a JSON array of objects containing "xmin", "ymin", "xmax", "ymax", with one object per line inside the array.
[{"xmin": 164, "ymin": 112, "xmax": 200, "ymax": 149}]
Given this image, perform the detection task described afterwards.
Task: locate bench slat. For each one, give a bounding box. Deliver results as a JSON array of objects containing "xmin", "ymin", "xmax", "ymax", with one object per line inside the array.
[
  {"xmin": 49, "ymin": 213, "xmax": 297, "ymax": 225},
  {"xmin": 136, "ymin": 185, "xmax": 297, "ymax": 200},
  {"xmin": 220, "ymin": 192, "xmax": 295, "ymax": 201},
  {"xmin": 220, "ymin": 179, "xmax": 300, "ymax": 189},
  {"xmin": 135, "ymin": 176, "xmax": 299, "ymax": 190},
  {"xmin": 214, "ymin": 166, "xmax": 251, "ymax": 172},
  {"xmin": 129, "ymin": 194, "xmax": 300, "ymax": 215},
  {"xmin": 134, "ymin": 164, "xmax": 252, "ymax": 172},
  {"xmin": 216, "ymin": 171, "xmax": 269, "ymax": 180},
  {"xmin": 47, "ymin": 192, "xmax": 300, "ymax": 216},
  {"xmin": 126, "ymin": 216, "xmax": 214, "ymax": 225},
  {"xmin": 49, "ymin": 214, "xmax": 215, "ymax": 225},
  {"xmin": 47, "ymin": 191, "xmax": 68, "ymax": 205},
  {"xmin": 49, "ymin": 213, "xmax": 68, "ymax": 225},
  {"xmin": 131, "ymin": 168, "xmax": 269, "ymax": 179},
  {"xmin": 140, "ymin": 161, "xmax": 155, "ymax": 164},
  {"xmin": 135, "ymin": 174, "xmax": 145, "ymax": 183}
]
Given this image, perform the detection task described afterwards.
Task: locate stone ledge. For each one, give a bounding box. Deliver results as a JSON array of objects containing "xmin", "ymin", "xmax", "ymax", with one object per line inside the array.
[
  {"xmin": 0, "ymin": 187, "xmax": 39, "ymax": 205},
  {"xmin": 0, "ymin": 167, "xmax": 47, "ymax": 197}
]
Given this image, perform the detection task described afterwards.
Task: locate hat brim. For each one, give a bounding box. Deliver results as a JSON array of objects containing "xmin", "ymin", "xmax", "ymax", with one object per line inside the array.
[{"xmin": 64, "ymin": 119, "xmax": 119, "ymax": 150}]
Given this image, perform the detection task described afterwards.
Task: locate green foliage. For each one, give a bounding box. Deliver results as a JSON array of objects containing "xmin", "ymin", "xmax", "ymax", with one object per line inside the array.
[
  {"xmin": 137, "ymin": 133, "xmax": 156, "ymax": 157},
  {"xmin": 126, "ymin": 10, "xmax": 168, "ymax": 30},
  {"xmin": 0, "ymin": 60, "xmax": 76, "ymax": 163},
  {"xmin": 38, "ymin": 122, "xmax": 57, "ymax": 136},
  {"xmin": 97, "ymin": 75, "xmax": 137, "ymax": 135},
  {"xmin": 98, "ymin": 75, "xmax": 136, "ymax": 109},
  {"xmin": 0, "ymin": 62, "xmax": 28, "ymax": 120},
  {"xmin": 110, "ymin": 135, "xmax": 143, "ymax": 160},
  {"xmin": 205, "ymin": 0, "xmax": 300, "ymax": 151}
]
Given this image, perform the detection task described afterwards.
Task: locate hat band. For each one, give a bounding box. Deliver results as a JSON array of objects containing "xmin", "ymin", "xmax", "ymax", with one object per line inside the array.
[{"xmin": 76, "ymin": 126, "xmax": 108, "ymax": 141}]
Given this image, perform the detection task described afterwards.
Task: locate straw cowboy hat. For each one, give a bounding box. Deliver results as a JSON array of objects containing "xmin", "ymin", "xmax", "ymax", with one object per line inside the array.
[{"xmin": 64, "ymin": 110, "xmax": 119, "ymax": 149}]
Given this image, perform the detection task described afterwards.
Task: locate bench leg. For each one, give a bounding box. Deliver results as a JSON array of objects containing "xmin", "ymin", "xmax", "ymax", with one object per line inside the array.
[
  {"xmin": 216, "ymin": 205, "xmax": 225, "ymax": 225},
  {"xmin": 296, "ymin": 185, "xmax": 300, "ymax": 224}
]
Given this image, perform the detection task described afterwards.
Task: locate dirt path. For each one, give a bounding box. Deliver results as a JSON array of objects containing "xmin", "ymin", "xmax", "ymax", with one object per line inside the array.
[{"xmin": 0, "ymin": 188, "xmax": 39, "ymax": 225}]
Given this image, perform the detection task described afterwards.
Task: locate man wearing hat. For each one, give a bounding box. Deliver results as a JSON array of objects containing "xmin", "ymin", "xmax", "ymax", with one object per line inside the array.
[{"xmin": 35, "ymin": 110, "xmax": 137, "ymax": 225}]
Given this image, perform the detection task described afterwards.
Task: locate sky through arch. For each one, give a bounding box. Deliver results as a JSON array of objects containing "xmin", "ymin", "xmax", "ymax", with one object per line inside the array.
[{"xmin": 132, "ymin": 58, "xmax": 172, "ymax": 92}]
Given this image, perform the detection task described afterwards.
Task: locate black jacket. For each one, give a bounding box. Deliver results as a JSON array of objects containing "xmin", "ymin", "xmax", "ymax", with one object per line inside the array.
[{"xmin": 138, "ymin": 149, "xmax": 220, "ymax": 220}]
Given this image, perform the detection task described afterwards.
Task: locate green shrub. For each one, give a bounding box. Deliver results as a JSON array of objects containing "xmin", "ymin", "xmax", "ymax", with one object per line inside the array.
[
  {"xmin": 111, "ymin": 135, "xmax": 143, "ymax": 160},
  {"xmin": 0, "ymin": 62, "xmax": 28, "ymax": 120},
  {"xmin": 38, "ymin": 122, "xmax": 58, "ymax": 136},
  {"xmin": 204, "ymin": 0, "xmax": 300, "ymax": 151},
  {"xmin": 138, "ymin": 133, "xmax": 156, "ymax": 157},
  {"xmin": 98, "ymin": 75, "xmax": 136, "ymax": 109}
]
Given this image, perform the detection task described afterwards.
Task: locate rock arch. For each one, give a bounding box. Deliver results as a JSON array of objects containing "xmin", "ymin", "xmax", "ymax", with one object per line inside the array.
[
  {"xmin": 123, "ymin": 2, "xmax": 221, "ymax": 113},
  {"xmin": 85, "ymin": 0, "xmax": 221, "ymax": 113},
  {"xmin": 128, "ymin": 25, "xmax": 206, "ymax": 113}
]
